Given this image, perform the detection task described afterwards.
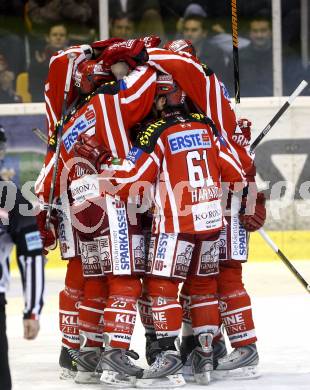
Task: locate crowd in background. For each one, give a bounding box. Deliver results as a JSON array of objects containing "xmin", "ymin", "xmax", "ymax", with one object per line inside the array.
[{"xmin": 0, "ymin": 0, "xmax": 308, "ymax": 103}]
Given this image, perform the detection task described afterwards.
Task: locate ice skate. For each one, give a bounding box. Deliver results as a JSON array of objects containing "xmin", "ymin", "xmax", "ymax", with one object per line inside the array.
[
  {"xmin": 74, "ymin": 346, "xmax": 102, "ymax": 384},
  {"xmin": 180, "ymin": 335, "xmax": 196, "ymax": 382},
  {"xmin": 213, "ymin": 335, "xmax": 227, "ymax": 367},
  {"xmin": 145, "ymin": 333, "xmax": 162, "ymax": 366},
  {"xmin": 59, "ymin": 346, "xmax": 78, "ymax": 379},
  {"xmin": 136, "ymin": 338, "xmax": 185, "ymax": 388},
  {"xmin": 99, "ymin": 333, "xmax": 144, "ymax": 388},
  {"xmin": 213, "ymin": 343, "xmax": 260, "ymax": 380},
  {"xmin": 191, "ymin": 332, "xmax": 214, "ymax": 385}
]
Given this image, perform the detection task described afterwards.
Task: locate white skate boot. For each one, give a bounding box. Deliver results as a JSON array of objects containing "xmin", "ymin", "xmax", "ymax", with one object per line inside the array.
[{"xmin": 213, "ymin": 343, "xmax": 260, "ymax": 380}]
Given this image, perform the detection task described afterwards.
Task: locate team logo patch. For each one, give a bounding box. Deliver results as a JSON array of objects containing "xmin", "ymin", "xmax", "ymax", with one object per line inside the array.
[
  {"xmin": 25, "ymin": 231, "xmax": 43, "ymax": 251},
  {"xmin": 197, "ymin": 240, "xmax": 222, "ymax": 276},
  {"xmin": 96, "ymin": 236, "xmax": 112, "ymax": 272},
  {"xmin": 173, "ymin": 241, "xmax": 194, "ymax": 279},
  {"xmin": 168, "ymin": 129, "xmax": 211, "ymax": 154},
  {"xmin": 79, "ymin": 241, "xmax": 104, "ymax": 277},
  {"xmin": 132, "ymin": 234, "xmax": 145, "ymax": 272},
  {"xmin": 126, "ymin": 147, "xmax": 143, "ymax": 164},
  {"xmin": 62, "ymin": 104, "xmax": 96, "ymax": 152}
]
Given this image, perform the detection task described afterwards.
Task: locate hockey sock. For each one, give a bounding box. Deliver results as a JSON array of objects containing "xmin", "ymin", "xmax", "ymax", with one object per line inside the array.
[
  {"xmin": 179, "ymin": 291, "xmax": 193, "ymax": 337},
  {"xmin": 137, "ymin": 293, "xmax": 156, "ymax": 336},
  {"xmin": 103, "ymin": 295, "xmax": 137, "ymax": 349},
  {"xmin": 152, "ymin": 297, "xmax": 182, "ymax": 340},
  {"xmin": 219, "ymin": 290, "xmax": 257, "ymax": 348},
  {"xmin": 79, "ymin": 297, "xmax": 106, "ymax": 347},
  {"xmin": 190, "ymin": 295, "xmax": 220, "ymax": 336},
  {"xmin": 59, "ymin": 287, "xmax": 82, "ymax": 349},
  {"xmin": 78, "ymin": 278, "xmax": 108, "ymax": 347}
]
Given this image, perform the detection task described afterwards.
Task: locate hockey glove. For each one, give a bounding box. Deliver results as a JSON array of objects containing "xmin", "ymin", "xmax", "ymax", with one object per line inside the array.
[
  {"xmin": 101, "ymin": 39, "xmax": 148, "ymax": 69},
  {"xmin": 91, "ymin": 37, "xmax": 125, "ymax": 52},
  {"xmin": 236, "ymin": 118, "xmax": 252, "ymax": 146},
  {"xmin": 36, "ymin": 209, "xmax": 58, "ymax": 255},
  {"xmin": 140, "ymin": 35, "xmax": 161, "ymax": 48},
  {"xmin": 74, "ymin": 133, "xmax": 111, "ymax": 172},
  {"xmin": 239, "ymin": 191, "xmax": 266, "ymax": 232}
]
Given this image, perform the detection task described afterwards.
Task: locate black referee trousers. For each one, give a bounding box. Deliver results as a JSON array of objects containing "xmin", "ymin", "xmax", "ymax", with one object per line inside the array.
[{"xmin": 0, "ymin": 295, "xmax": 12, "ymax": 390}]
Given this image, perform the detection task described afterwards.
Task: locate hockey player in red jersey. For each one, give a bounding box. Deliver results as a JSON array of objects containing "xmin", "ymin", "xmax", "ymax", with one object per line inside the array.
[
  {"xmin": 143, "ymin": 40, "xmax": 267, "ymax": 379},
  {"xmin": 34, "ymin": 38, "xmax": 159, "ymax": 381},
  {"xmin": 34, "ymin": 39, "xmax": 123, "ymax": 380},
  {"xmin": 74, "ymin": 74, "xmax": 247, "ymax": 387},
  {"xmin": 36, "ymin": 39, "xmax": 165, "ymax": 385}
]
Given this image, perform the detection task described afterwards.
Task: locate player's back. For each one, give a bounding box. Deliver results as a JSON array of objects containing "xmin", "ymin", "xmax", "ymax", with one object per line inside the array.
[{"xmin": 136, "ymin": 113, "xmax": 233, "ymax": 234}]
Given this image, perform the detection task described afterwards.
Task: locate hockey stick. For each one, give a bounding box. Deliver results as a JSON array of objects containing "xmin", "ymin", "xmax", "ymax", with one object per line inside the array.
[
  {"xmin": 247, "ymin": 80, "xmax": 310, "ymax": 292},
  {"xmin": 45, "ymin": 53, "xmax": 76, "ymax": 229},
  {"xmin": 258, "ymin": 228, "xmax": 310, "ymax": 293},
  {"xmin": 32, "ymin": 127, "xmax": 48, "ymax": 144},
  {"xmin": 231, "ymin": 0, "xmax": 240, "ymax": 103},
  {"xmin": 250, "ymin": 80, "xmax": 308, "ymax": 153}
]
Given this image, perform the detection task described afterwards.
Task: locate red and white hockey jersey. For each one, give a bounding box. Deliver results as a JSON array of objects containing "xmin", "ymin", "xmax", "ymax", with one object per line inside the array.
[
  {"xmin": 45, "ymin": 45, "xmax": 93, "ymax": 138},
  {"xmin": 35, "ymin": 65, "xmax": 157, "ymax": 202},
  {"xmin": 146, "ymin": 48, "xmax": 254, "ymax": 172},
  {"xmin": 100, "ymin": 113, "xmax": 246, "ymax": 234}
]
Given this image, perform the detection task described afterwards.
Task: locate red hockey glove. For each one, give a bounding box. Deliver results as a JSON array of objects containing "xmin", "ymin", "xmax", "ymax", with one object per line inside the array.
[
  {"xmin": 91, "ymin": 37, "xmax": 125, "ymax": 51},
  {"xmin": 239, "ymin": 191, "xmax": 266, "ymax": 232},
  {"xmin": 140, "ymin": 35, "xmax": 161, "ymax": 48},
  {"xmin": 163, "ymin": 39, "xmax": 196, "ymax": 56},
  {"xmin": 74, "ymin": 133, "xmax": 111, "ymax": 172},
  {"xmin": 236, "ymin": 118, "xmax": 252, "ymax": 146},
  {"xmin": 101, "ymin": 39, "xmax": 148, "ymax": 69},
  {"xmin": 36, "ymin": 210, "xmax": 58, "ymax": 255}
]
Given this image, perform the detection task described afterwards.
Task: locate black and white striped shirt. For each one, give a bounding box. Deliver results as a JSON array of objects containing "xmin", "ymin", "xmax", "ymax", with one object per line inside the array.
[{"xmin": 0, "ymin": 180, "xmax": 45, "ymax": 319}]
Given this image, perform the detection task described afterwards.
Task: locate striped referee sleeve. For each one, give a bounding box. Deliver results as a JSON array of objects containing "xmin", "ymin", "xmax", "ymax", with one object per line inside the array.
[{"xmin": 17, "ymin": 254, "xmax": 45, "ymax": 320}]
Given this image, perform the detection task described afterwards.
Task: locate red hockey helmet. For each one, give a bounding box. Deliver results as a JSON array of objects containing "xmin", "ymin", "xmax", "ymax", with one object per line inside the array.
[
  {"xmin": 163, "ymin": 39, "xmax": 196, "ymax": 56},
  {"xmin": 156, "ymin": 74, "xmax": 186, "ymax": 107},
  {"xmin": 73, "ymin": 60, "xmax": 112, "ymax": 94}
]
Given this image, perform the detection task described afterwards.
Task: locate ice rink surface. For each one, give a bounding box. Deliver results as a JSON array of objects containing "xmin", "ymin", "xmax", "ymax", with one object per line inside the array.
[{"xmin": 6, "ymin": 260, "xmax": 310, "ymax": 390}]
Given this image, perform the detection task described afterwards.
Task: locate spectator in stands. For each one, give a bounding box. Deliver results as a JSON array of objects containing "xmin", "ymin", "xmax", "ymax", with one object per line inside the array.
[
  {"xmin": 27, "ymin": 0, "xmax": 98, "ymax": 44},
  {"xmin": 110, "ymin": 12, "xmax": 135, "ymax": 39},
  {"xmin": 0, "ymin": 53, "xmax": 21, "ymax": 104},
  {"xmin": 108, "ymin": 0, "xmax": 165, "ymax": 39},
  {"xmin": 0, "ymin": 1, "xmax": 26, "ymax": 76},
  {"xmin": 182, "ymin": 14, "xmax": 229, "ymax": 84},
  {"xmin": 233, "ymin": 11, "xmax": 306, "ymax": 97},
  {"xmin": 28, "ymin": 24, "xmax": 69, "ymax": 102}
]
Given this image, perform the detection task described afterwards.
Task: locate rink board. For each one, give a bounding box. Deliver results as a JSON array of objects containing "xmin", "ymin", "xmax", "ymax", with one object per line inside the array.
[{"xmin": 9, "ymin": 230, "xmax": 310, "ymax": 270}]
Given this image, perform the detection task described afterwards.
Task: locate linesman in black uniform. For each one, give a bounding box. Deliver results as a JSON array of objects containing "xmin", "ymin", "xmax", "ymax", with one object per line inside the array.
[{"xmin": 0, "ymin": 126, "xmax": 45, "ymax": 390}]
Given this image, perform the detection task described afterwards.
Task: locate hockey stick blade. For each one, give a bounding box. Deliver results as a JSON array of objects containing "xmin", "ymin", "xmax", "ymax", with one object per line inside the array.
[
  {"xmin": 258, "ymin": 228, "xmax": 310, "ymax": 293},
  {"xmin": 250, "ymin": 80, "xmax": 308, "ymax": 153}
]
